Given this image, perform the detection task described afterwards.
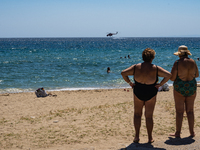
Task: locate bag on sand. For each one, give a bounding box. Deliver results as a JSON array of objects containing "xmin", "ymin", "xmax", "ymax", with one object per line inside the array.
[
  {"xmin": 158, "ymin": 83, "xmax": 169, "ymax": 92},
  {"xmin": 35, "ymin": 88, "xmax": 48, "ymax": 97}
]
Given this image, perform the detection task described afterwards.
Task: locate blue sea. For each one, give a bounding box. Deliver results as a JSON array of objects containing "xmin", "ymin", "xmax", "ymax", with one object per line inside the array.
[{"xmin": 0, "ymin": 37, "xmax": 200, "ymax": 94}]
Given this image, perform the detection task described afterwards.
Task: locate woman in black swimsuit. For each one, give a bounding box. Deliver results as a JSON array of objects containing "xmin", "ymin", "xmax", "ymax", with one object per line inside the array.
[{"xmin": 121, "ymin": 48, "xmax": 171, "ymax": 143}]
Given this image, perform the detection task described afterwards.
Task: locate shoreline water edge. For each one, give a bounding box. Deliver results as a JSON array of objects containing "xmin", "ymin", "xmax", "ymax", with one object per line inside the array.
[{"xmin": 2, "ymin": 82, "xmax": 200, "ymax": 94}]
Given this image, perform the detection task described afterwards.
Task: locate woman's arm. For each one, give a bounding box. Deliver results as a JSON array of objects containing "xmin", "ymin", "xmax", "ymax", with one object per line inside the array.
[
  {"xmin": 157, "ymin": 66, "xmax": 172, "ymax": 87},
  {"xmin": 121, "ymin": 65, "xmax": 135, "ymax": 87},
  {"xmin": 170, "ymin": 61, "xmax": 178, "ymax": 81},
  {"xmin": 195, "ymin": 63, "xmax": 199, "ymax": 77}
]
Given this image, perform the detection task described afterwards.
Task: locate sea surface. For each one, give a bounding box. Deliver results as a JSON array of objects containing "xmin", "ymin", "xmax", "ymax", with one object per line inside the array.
[{"xmin": 0, "ymin": 37, "xmax": 200, "ymax": 94}]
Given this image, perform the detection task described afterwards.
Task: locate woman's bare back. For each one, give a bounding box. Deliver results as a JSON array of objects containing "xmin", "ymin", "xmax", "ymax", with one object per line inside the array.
[
  {"xmin": 177, "ymin": 58, "xmax": 198, "ymax": 81},
  {"xmin": 134, "ymin": 62, "xmax": 157, "ymax": 85}
]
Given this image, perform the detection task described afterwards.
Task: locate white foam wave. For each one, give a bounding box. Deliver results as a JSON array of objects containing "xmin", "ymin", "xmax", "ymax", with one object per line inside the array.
[
  {"xmin": 1, "ymin": 83, "xmax": 200, "ymax": 94},
  {"xmin": 0, "ymin": 88, "xmax": 34, "ymax": 94}
]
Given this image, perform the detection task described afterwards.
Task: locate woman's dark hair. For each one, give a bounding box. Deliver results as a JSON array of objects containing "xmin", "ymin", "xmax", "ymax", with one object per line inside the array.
[{"xmin": 142, "ymin": 48, "xmax": 155, "ymax": 62}]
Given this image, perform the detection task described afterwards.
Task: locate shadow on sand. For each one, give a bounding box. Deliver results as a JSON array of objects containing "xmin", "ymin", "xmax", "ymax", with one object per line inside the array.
[
  {"xmin": 164, "ymin": 136, "xmax": 195, "ymax": 146},
  {"xmin": 119, "ymin": 136, "xmax": 195, "ymax": 150},
  {"xmin": 119, "ymin": 142, "xmax": 166, "ymax": 150}
]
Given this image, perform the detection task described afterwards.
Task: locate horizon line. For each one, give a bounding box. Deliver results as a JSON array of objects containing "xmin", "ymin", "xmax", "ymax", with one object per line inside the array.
[{"xmin": 0, "ymin": 36, "xmax": 200, "ymax": 39}]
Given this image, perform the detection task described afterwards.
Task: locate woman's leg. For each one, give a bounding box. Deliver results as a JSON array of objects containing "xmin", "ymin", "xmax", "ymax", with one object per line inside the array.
[
  {"xmin": 144, "ymin": 95, "xmax": 156, "ymax": 143},
  {"xmin": 133, "ymin": 94, "xmax": 144, "ymax": 142},
  {"xmin": 185, "ymin": 92, "xmax": 196, "ymax": 137},
  {"xmin": 173, "ymin": 90, "xmax": 186, "ymax": 137}
]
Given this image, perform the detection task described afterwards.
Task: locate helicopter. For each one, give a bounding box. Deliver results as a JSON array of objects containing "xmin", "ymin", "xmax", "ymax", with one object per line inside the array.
[{"xmin": 106, "ymin": 32, "xmax": 118, "ymax": 37}]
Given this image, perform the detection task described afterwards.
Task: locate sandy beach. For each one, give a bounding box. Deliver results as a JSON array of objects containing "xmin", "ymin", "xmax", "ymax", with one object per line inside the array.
[{"xmin": 1, "ymin": 86, "xmax": 200, "ymax": 150}]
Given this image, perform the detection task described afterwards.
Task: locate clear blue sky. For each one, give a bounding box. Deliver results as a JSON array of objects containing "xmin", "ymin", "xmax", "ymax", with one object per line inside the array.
[{"xmin": 0, "ymin": 0, "xmax": 200, "ymax": 37}]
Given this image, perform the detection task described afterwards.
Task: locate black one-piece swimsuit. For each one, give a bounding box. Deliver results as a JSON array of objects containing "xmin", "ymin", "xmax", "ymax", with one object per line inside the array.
[{"xmin": 133, "ymin": 66, "xmax": 158, "ymax": 101}]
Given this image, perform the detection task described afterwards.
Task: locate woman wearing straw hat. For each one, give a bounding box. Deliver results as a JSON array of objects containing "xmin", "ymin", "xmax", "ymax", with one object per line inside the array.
[
  {"xmin": 170, "ymin": 45, "xmax": 199, "ymax": 138},
  {"xmin": 121, "ymin": 48, "xmax": 171, "ymax": 143}
]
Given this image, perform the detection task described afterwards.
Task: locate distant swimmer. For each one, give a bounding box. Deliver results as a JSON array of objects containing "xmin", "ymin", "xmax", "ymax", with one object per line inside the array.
[
  {"xmin": 197, "ymin": 57, "xmax": 199, "ymax": 61},
  {"xmin": 128, "ymin": 55, "xmax": 130, "ymax": 58},
  {"xmin": 107, "ymin": 67, "xmax": 111, "ymax": 73},
  {"xmin": 107, "ymin": 32, "xmax": 118, "ymax": 37}
]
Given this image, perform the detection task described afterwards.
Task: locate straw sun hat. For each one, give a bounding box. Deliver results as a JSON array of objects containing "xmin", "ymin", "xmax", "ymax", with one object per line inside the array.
[{"xmin": 174, "ymin": 45, "xmax": 192, "ymax": 56}]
